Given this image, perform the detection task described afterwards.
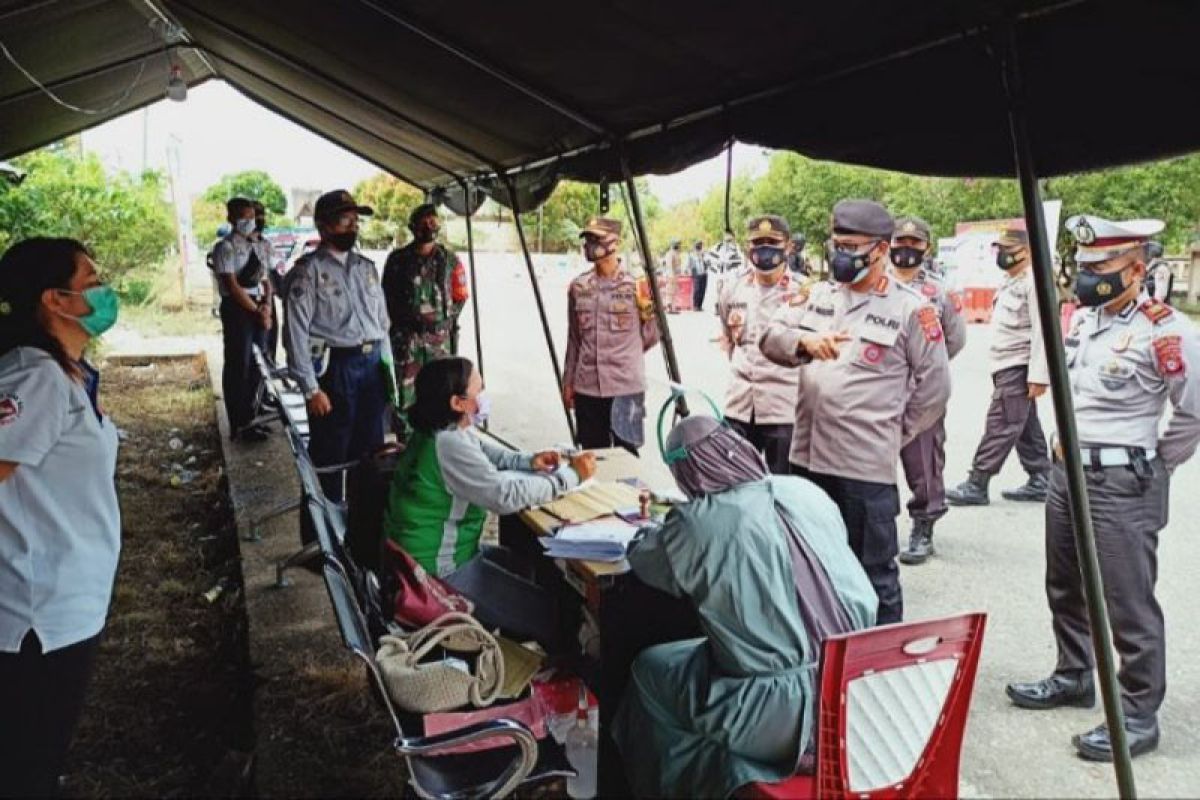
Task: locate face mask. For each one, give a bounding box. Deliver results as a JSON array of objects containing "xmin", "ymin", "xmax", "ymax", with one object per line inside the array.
[
  {"xmin": 470, "ymin": 391, "xmax": 491, "ymax": 427},
  {"xmin": 235, "ymin": 218, "xmax": 256, "ymax": 237},
  {"xmin": 890, "ymin": 245, "xmax": 925, "ymax": 270},
  {"xmin": 327, "ymin": 231, "xmax": 357, "ymax": 252},
  {"xmin": 996, "ymin": 248, "xmax": 1024, "ymax": 270},
  {"xmin": 749, "ymin": 244, "xmax": 786, "ymax": 271},
  {"xmin": 583, "ymin": 238, "xmax": 615, "ymax": 262},
  {"xmin": 1075, "ymin": 267, "xmax": 1130, "ymax": 307},
  {"xmin": 413, "ymin": 223, "xmax": 439, "ymax": 244},
  {"xmin": 829, "ymin": 242, "xmax": 878, "ymax": 284},
  {"xmin": 57, "ymin": 285, "xmax": 121, "ymax": 337}
]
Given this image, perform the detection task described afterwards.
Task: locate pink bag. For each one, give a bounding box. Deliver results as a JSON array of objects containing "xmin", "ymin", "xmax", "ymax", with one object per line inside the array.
[
  {"xmin": 382, "ymin": 540, "xmax": 474, "ymax": 629},
  {"xmin": 421, "ymin": 693, "xmax": 548, "ymax": 754}
]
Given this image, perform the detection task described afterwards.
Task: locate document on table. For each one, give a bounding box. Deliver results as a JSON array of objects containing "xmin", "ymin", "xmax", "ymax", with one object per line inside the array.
[
  {"xmin": 537, "ymin": 480, "xmax": 642, "ymax": 524},
  {"xmin": 540, "ymin": 519, "xmax": 640, "ymax": 562}
]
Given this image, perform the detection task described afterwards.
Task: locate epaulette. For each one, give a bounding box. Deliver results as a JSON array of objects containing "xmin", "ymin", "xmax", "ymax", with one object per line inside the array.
[{"xmin": 1139, "ymin": 298, "xmax": 1174, "ymax": 325}]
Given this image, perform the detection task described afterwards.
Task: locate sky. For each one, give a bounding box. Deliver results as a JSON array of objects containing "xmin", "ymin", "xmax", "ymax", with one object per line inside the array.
[{"xmin": 81, "ymin": 80, "xmax": 769, "ymax": 211}]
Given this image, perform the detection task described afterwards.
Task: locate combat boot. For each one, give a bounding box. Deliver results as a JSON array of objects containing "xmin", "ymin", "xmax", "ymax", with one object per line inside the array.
[
  {"xmin": 1002, "ymin": 471, "xmax": 1049, "ymax": 502},
  {"xmin": 946, "ymin": 471, "xmax": 991, "ymax": 506},
  {"xmin": 898, "ymin": 518, "xmax": 935, "ymax": 565}
]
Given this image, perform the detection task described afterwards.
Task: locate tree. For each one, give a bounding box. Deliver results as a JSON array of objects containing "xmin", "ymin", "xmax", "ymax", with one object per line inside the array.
[
  {"xmin": 193, "ymin": 169, "xmax": 288, "ymax": 242},
  {"xmin": 0, "ymin": 148, "xmax": 175, "ymax": 297},
  {"xmin": 353, "ymin": 172, "xmax": 424, "ymax": 248}
]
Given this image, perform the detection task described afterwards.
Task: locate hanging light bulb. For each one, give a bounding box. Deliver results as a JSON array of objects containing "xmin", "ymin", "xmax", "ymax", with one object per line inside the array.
[{"xmin": 166, "ymin": 64, "xmax": 187, "ymax": 102}]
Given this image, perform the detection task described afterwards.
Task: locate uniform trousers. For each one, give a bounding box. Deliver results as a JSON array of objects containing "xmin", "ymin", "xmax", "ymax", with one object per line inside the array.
[
  {"xmin": 727, "ymin": 416, "xmax": 793, "ymax": 475},
  {"xmin": 309, "ymin": 345, "xmax": 387, "ymax": 502},
  {"xmin": 792, "ymin": 465, "xmax": 903, "ymax": 624},
  {"xmin": 574, "ymin": 393, "xmax": 637, "ymax": 454},
  {"xmin": 970, "ymin": 364, "xmax": 1051, "ymax": 476},
  {"xmin": 1046, "ymin": 458, "xmax": 1169, "ymax": 716},
  {"xmin": 219, "ymin": 297, "xmax": 268, "ymax": 432},
  {"xmin": 900, "ymin": 415, "xmax": 948, "ymax": 521},
  {"xmin": 691, "ymin": 273, "xmax": 708, "ymax": 311},
  {"xmin": 0, "ymin": 630, "xmax": 100, "ymax": 797}
]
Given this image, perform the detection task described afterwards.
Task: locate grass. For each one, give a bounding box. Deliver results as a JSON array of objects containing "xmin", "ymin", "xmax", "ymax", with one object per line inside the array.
[{"xmin": 119, "ymin": 300, "xmax": 221, "ymax": 340}]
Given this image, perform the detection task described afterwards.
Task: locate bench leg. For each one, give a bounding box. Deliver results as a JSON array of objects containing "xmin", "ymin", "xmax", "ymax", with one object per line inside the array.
[{"xmin": 275, "ymin": 541, "xmax": 320, "ymax": 588}]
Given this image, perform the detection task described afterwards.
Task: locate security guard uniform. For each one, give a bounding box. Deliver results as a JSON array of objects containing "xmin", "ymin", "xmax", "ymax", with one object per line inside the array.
[
  {"xmin": 717, "ymin": 215, "xmax": 803, "ymax": 474},
  {"xmin": 946, "ymin": 227, "xmax": 1051, "ymax": 505},
  {"xmin": 1006, "ymin": 215, "xmax": 1200, "ymax": 762},
  {"xmin": 563, "ymin": 217, "xmax": 660, "ymax": 452},
  {"xmin": 212, "ymin": 228, "xmax": 273, "ymax": 439},
  {"xmin": 759, "ymin": 200, "xmax": 951, "ymax": 623},
  {"xmin": 283, "ymin": 190, "xmax": 393, "ymax": 501},
  {"xmin": 889, "ymin": 216, "xmax": 967, "ymax": 564}
]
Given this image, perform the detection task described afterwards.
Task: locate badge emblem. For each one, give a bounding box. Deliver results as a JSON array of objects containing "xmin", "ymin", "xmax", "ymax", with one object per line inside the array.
[
  {"xmin": 1097, "ymin": 281, "xmax": 1112, "ymax": 297},
  {"xmin": 1112, "ymin": 332, "xmax": 1133, "ymax": 353},
  {"xmin": 758, "ymin": 219, "xmax": 772, "ymax": 233},
  {"xmin": 1153, "ymin": 335, "xmax": 1185, "ymax": 377},
  {"xmin": 1074, "ymin": 218, "xmax": 1097, "ymax": 244},
  {"xmin": 862, "ymin": 343, "xmax": 883, "ymax": 365},
  {"xmin": 903, "ymin": 221, "xmax": 916, "ymax": 233},
  {"xmin": 0, "ymin": 393, "xmax": 21, "ymax": 426}
]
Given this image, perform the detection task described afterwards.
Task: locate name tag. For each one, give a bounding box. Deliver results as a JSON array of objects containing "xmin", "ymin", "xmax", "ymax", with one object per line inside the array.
[{"xmin": 865, "ymin": 313, "xmax": 900, "ymax": 331}]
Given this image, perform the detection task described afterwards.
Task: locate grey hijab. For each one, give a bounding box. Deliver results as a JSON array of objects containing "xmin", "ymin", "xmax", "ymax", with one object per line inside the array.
[{"xmin": 665, "ymin": 416, "xmax": 769, "ymax": 498}]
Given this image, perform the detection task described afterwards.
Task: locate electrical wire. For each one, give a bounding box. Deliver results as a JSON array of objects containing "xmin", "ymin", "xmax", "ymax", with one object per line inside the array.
[{"xmin": 0, "ymin": 38, "xmax": 150, "ymax": 116}]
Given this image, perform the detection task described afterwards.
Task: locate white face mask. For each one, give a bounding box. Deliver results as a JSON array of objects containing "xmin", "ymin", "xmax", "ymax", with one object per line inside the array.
[{"xmin": 235, "ymin": 218, "xmax": 256, "ymax": 236}]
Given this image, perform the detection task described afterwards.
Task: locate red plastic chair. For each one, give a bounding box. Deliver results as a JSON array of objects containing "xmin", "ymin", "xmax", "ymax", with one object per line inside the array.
[{"xmin": 740, "ymin": 612, "xmax": 987, "ymax": 800}]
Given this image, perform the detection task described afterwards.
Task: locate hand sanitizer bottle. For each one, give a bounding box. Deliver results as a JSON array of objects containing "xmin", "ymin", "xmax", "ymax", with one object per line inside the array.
[{"xmin": 565, "ymin": 685, "xmax": 598, "ymax": 799}]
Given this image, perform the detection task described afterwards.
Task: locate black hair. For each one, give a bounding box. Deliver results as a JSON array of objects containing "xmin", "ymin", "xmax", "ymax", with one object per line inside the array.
[
  {"xmin": 408, "ymin": 356, "xmax": 474, "ymax": 433},
  {"xmin": 0, "ymin": 237, "xmax": 89, "ymax": 379},
  {"xmin": 226, "ymin": 197, "xmax": 253, "ymax": 220}
]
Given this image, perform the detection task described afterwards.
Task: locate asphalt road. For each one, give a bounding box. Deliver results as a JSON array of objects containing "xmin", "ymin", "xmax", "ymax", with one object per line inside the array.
[{"xmin": 459, "ymin": 253, "xmax": 1200, "ymax": 799}]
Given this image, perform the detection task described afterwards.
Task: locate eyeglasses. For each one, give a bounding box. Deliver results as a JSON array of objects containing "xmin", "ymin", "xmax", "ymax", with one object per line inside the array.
[{"xmin": 827, "ymin": 238, "xmax": 881, "ymax": 255}]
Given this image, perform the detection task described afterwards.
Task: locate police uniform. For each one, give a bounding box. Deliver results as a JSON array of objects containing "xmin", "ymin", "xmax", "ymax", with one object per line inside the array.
[
  {"xmin": 283, "ymin": 190, "xmax": 393, "ymax": 501},
  {"xmin": 946, "ymin": 227, "xmax": 1052, "ymax": 505},
  {"xmin": 1006, "ymin": 215, "xmax": 1200, "ymax": 761},
  {"xmin": 212, "ymin": 229, "xmax": 274, "ymax": 438},
  {"xmin": 717, "ymin": 215, "xmax": 803, "ymax": 474},
  {"xmin": 1148, "ymin": 253, "xmax": 1174, "ymax": 305},
  {"xmin": 759, "ymin": 200, "xmax": 951, "ymax": 623},
  {"xmin": 563, "ymin": 217, "xmax": 660, "ymax": 452},
  {"xmin": 890, "ymin": 216, "xmax": 967, "ymax": 564}
]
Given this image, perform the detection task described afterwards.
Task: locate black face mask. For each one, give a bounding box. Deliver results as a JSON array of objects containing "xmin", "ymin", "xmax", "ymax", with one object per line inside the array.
[
  {"xmin": 749, "ymin": 244, "xmax": 786, "ymax": 271},
  {"xmin": 583, "ymin": 237, "xmax": 616, "ymax": 262},
  {"xmin": 413, "ymin": 226, "xmax": 439, "ymax": 244},
  {"xmin": 996, "ymin": 248, "xmax": 1024, "ymax": 270},
  {"xmin": 890, "ymin": 246, "xmax": 925, "ymax": 270},
  {"xmin": 829, "ymin": 241, "xmax": 878, "ymax": 284},
  {"xmin": 327, "ymin": 231, "xmax": 357, "ymax": 252},
  {"xmin": 1075, "ymin": 267, "xmax": 1129, "ymax": 307}
]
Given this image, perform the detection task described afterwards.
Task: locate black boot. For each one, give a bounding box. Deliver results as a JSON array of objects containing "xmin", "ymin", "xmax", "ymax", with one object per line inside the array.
[
  {"xmin": 1073, "ymin": 713, "xmax": 1160, "ymax": 762},
  {"xmin": 1006, "ymin": 670, "xmax": 1095, "ymax": 710},
  {"xmin": 946, "ymin": 471, "xmax": 991, "ymax": 506},
  {"xmin": 899, "ymin": 519, "xmax": 935, "ymax": 565},
  {"xmin": 1002, "ymin": 471, "xmax": 1049, "ymax": 502}
]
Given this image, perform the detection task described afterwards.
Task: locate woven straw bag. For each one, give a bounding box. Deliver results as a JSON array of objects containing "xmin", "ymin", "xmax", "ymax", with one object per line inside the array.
[{"xmin": 376, "ymin": 612, "xmax": 505, "ymax": 714}]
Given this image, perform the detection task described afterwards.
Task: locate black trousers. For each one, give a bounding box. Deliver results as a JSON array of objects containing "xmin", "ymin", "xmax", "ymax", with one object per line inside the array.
[
  {"xmin": 727, "ymin": 416, "xmax": 793, "ymax": 475},
  {"xmin": 574, "ymin": 393, "xmax": 637, "ymax": 454},
  {"xmin": 219, "ymin": 297, "xmax": 267, "ymax": 432},
  {"xmin": 0, "ymin": 631, "xmax": 101, "ymax": 797},
  {"xmin": 691, "ymin": 273, "xmax": 708, "ymax": 311},
  {"xmin": 971, "ymin": 365, "xmax": 1050, "ymax": 476},
  {"xmin": 793, "ymin": 465, "xmax": 903, "ymax": 624}
]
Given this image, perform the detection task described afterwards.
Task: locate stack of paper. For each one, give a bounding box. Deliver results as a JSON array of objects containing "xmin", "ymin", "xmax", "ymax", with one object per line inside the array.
[
  {"xmin": 541, "ymin": 519, "xmax": 639, "ymax": 562},
  {"xmin": 538, "ymin": 481, "xmax": 643, "ymax": 524}
]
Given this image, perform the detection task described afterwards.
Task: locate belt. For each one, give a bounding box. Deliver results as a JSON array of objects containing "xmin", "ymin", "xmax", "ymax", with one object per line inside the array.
[
  {"xmin": 1053, "ymin": 442, "xmax": 1156, "ymax": 469},
  {"xmin": 329, "ymin": 340, "xmax": 379, "ymax": 355}
]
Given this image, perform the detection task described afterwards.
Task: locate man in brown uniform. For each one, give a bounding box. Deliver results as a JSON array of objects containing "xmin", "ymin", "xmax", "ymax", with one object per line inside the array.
[
  {"xmin": 946, "ymin": 228, "xmax": 1051, "ymax": 505},
  {"xmin": 760, "ymin": 199, "xmax": 950, "ymax": 623},
  {"xmin": 563, "ymin": 217, "xmax": 660, "ymax": 452},
  {"xmin": 890, "ymin": 216, "xmax": 967, "ymax": 564},
  {"xmin": 716, "ymin": 215, "xmax": 802, "ymax": 473}
]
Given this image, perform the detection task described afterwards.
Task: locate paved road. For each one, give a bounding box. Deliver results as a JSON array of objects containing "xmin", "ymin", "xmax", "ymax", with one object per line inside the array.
[{"xmin": 458, "ymin": 253, "xmax": 1200, "ymax": 798}]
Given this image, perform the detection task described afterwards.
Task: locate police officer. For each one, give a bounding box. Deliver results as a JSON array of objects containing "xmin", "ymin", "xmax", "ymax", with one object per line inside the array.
[
  {"xmin": 717, "ymin": 215, "xmax": 803, "ymax": 474},
  {"xmin": 1006, "ymin": 215, "xmax": 1200, "ymax": 761},
  {"xmin": 760, "ymin": 199, "xmax": 950, "ymax": 623},
  {"xmin": 889, "ymin": 216, "xmax": 967, "ymax": 564},
  {"xmin": 687, "ymin": 240, "xmax": 709, "ymax": 311},
  {"xmin": 1145, "ymin": 241, "xmax": 1174, "ymax": 305},
  {"xmin": 563, "ymin": 217, "xmax": 660, "ymax": 452},
  {"xmin": 381, "ymin": 203, "xmax": 468, "ymax": 433},
  {"xmin": 946, "ymin": 228, "xmax": 1051, "ymax": 505},
  {"xmin": 212, "ymin": 197, "xmax": 274, "ymax": 442},
  {"xmin": 787, "ymin": 232, "xmax": 811, "ymax": 276},
  {"xmin": 283, "ymin": 189, "xmax": 392, "ymax": 501}
]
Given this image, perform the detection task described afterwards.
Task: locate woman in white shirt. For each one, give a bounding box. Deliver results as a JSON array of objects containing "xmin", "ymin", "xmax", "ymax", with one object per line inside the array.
[{"xmin": 0, "ymin": 237, "xmax": 122, "ymax": 796}]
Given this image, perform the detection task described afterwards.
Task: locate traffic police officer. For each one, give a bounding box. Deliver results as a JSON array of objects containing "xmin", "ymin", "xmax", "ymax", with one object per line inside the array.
[
  {"xmin": 213, "ymin": 196, "xmax": 275, "ymax": 442},
  {"xmin": 717, "ymin": 215, "xmax": 803, "ymax": 474},
  {"xmin": 760, "ymin": 199, "xmax": 951, "ymax": 623},
  {"xmin": 563, "ymin": 217, "xmax": 660, "ymax": 452},
  {"xmin": 381, "ymin": 203, "xmax": 468, "ymax": 433},
  {"xmin": 946, "ymin": 227, "xmax": 1052, "ymax": 505},
  {"xmin": 1006, "ymin": 215, "xmax": 1200, "ymax": 761},
  {"xmin": 283, "ymin": 189, "xmax": 392, "ymax": 501},
  {"xmin": 1145, "ymin": 241, "xmax": 1174, "ymax": 305},
  {"xmin": 889, "ymin": 216, "xmax": 967, "ymax": 564}
]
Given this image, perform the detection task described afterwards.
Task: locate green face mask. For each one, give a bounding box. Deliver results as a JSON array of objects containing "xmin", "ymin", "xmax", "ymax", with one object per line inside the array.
[{"xmin": 57, "ymin": 285, "xmax": 121, "ymax": 337}]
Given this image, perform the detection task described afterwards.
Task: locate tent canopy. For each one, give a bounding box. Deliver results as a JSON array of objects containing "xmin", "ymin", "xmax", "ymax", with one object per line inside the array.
[{"xmin": 2, "ymin": 0, "xmax": 1197, "ymax": 204}]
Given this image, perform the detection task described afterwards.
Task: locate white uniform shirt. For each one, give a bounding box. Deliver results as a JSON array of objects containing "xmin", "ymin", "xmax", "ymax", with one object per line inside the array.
[
  {"xmin": 212, "ymin": 232, "xmax": 271, "ymax": 298},
  {"xmin": 0, "ymin": 348, "xmax": 121, "ymax": 653}
]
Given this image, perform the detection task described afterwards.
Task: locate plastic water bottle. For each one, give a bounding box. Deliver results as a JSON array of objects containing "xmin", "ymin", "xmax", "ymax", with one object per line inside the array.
[{"xmin": 565, "ymin": 685, "xmax": 598, "ymax": 799}]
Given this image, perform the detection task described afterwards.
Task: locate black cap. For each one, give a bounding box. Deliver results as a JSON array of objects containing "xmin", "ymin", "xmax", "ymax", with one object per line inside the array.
[
  {"xmin": 408, "ymin": 203, "xmax": 439, "ymax": 227},
  {"xmin": 314, "ymin": 189, "xmax": 374, "ymax": 222},
  {"xmin": 832, "ymin": 199, "xmax": 894, "ymax": 238},
  {"xmin": 893, "ymin": 215, "xmax": 931, "ymax": 243},
  {"xmin": 791, "ymin": 232, "xmax": 807, "ymax": 247},
  {"xmin": 747, "ymin": 214, "xmax": 790, "ymax": 241}
]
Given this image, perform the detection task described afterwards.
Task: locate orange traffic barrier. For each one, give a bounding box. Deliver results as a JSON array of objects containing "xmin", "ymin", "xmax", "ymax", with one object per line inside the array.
[{"xmin": 961, "ymin": 286, "xmax": 997, "ymax": 323}]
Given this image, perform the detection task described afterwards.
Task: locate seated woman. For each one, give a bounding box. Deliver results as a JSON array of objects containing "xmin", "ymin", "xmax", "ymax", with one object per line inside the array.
[
  {"xmin": 613, "ymin": 415, "xmax": 877, "ymax": 798},
  {"xmin": 382, "ymin": 356, "xmax": 595, "ymax": 645}
]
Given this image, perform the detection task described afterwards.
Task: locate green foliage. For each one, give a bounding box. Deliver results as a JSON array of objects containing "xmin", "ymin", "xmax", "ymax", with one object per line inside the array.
[
  {"xmin": 193, "ymin": 169, "xmax": 288, "ymax": 243},
  {"xmin": 353, "ymin": 172, "xmax": 424, "ymax": 248},
  {"xmin": 0, "ymin": 149, "xmax": 175, "ymax": 298},
  {"xmin": 519, "ymin": 178, "xmax": 661, "ymax": 253}
]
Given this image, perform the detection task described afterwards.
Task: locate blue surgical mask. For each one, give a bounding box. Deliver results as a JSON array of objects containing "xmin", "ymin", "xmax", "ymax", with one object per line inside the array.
[
  {"xmin": 471, "ymin": 391, "xmax": 492, "ymax": 427},
  {"xmin": 235, "ymin": 218, "xmax": 256, "ymax": 237},
  {"xmin": 56, "ymin": 285, "xmax": 121, "ymax": 337}
]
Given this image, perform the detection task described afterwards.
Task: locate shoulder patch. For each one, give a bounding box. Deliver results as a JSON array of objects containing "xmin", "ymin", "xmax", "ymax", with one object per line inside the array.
[
  {"xmin": 917, "ymin": 305, "xmax": 943, "ymax": 343},
  {"xmin": 0, "ymin": 392, "xmax": 21, "ymax": 426},
  {"xmin": 1140, "ymin": 298, "xmax": 1174, "ymax": 325},
  {"xmin": 1153, "ymin": 335, "xmax": 1185, "ymax": 377}
]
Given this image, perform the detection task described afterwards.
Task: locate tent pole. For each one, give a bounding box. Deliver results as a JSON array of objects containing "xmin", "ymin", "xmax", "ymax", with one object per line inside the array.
[
  {"xmin": 618, "ymin": 152, "xmax": 688, "ymax": 416},
  {"xmin": 1000, "ymin": 21, "xmax": 1136, "ymax": 798},
  {"xmin": 502, "ymin": 177, "xmax": 578, "ymax": 445},
  {"xmin": 724, "ymin": 141, "xmax": 734, "ymax": 234},
  {"xmin": 459, "ymin": 178, "xmax": 485, "ymax": 382}
]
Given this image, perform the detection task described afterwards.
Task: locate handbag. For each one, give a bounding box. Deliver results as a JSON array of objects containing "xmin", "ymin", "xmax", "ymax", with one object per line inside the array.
[
  {"xmin": 382, "ymin": 539, "xmax": 474, "ymax": 629},
  {"xmin": 376, "ymin": 612, "xmax": 504, "ymax": 714}
]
